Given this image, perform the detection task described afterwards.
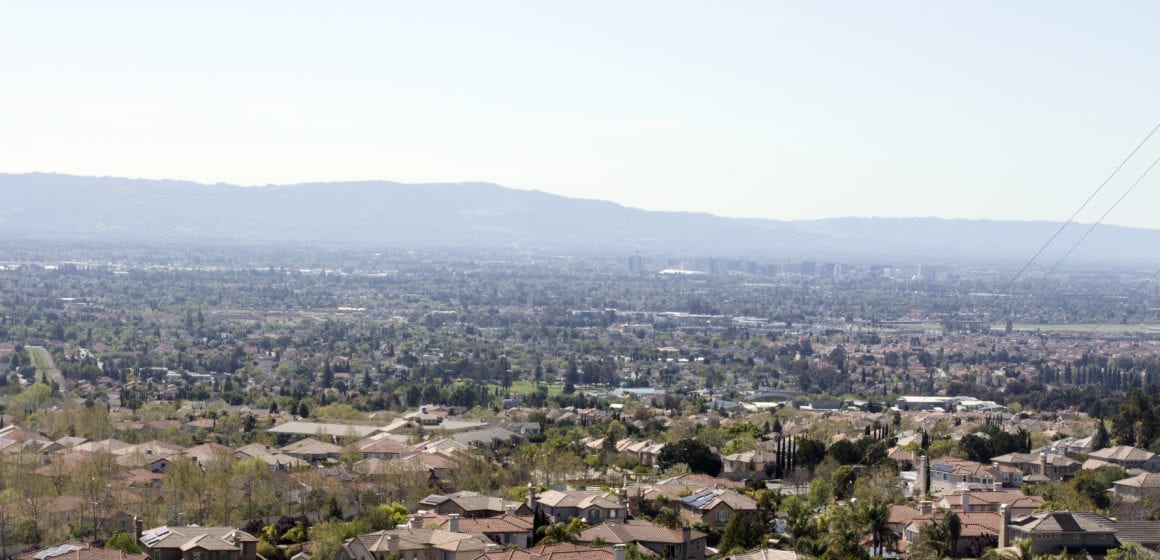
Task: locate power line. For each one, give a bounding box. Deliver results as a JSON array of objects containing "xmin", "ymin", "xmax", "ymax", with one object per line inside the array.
[
  {"xmin": 1041, "ymin": 149, "xmax": 1160, "ymax": 279},
  {"xmin": 997, "ymin": 121, "xmax": 1160, "ymax": 296}
]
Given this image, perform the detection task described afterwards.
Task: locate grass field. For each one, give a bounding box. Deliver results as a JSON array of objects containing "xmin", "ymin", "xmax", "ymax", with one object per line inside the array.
[
  {"xmin": 993, "ymin": 323, "xmax": 1159, "ymax": 334},
  {"xmin": 877, "ymin": 322, "xmax": 1159, "ymax": 334},
  {"xmin": 491, "ymin": 380, "xmax": 565, "ymax": 397},
  {"xmin": 27, "ymin": 346, "xmax": 57, "ymax": 383}
]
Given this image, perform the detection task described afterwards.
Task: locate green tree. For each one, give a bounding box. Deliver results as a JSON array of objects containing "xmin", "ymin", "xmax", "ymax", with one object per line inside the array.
[
  {"xmin": 827, "ymin": 439, "xmax": 861, "ymax": 465},
  {"xmin": 105, "ymin": 532, "xmax": 143, "ymax": 554},
  {"xmin": 912, "ymin": 510, "xmax": 961, "ymax": 558},
  {"xmin": 657, "ymin": 439, "xmax": 722, "ymax": 476},
  {"xmin": 857, "ymin": 498, "xmax": 898, "ymax": 558},
  {"xmin": 781, "ymin": 496, "xmax": 819, "ymax": 554},
  {"xmin": 362, "ymin": 502, "xmax": 411, "ymax": 531},
  {"xmin": 981, "ymin": 538, "xmax": 1033, "ymax": 560},
  {"xmin": 536, "ymin": 518, "xmax": 584, "ymax": 545},
  {"xmin": 1106, "ymin": 542, "xmax": 1149, "ymax": 560},
  {"xmin": 718, "ymin": 513, "xmax": 764, "ymax": 554},
  {"xmin": 830, "ymin": 466, "xmax": 857, "ymax": 500},
  {"xmin": 1092, "ymin": 419, "xmax": 1111, "ymax": 451},
  {"xmin": 308, "ymin": 520, "xmax": 346, "ymax": 560},
  {"xmin": 815, "ymin": 503, "xmax": 869, "ymax": 560},
  {"xmin": 795, "ymin": 438, "xmax": 826, "ymax": 474}
]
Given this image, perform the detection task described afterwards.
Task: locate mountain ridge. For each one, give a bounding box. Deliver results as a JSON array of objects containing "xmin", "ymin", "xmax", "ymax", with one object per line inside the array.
[{"xmin": 2, "ymin": 172, "xmax": 1158, "ymax": 263}]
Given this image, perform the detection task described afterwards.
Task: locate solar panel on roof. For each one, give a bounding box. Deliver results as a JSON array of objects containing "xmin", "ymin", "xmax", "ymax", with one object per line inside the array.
[
  {"xmin": 34, "ymin": 544, "xmax": 83, "ymax": 560},
  {"xmin": 931, "ymin": 464, "xmax": 955, "ymax": 473},
  {"xmin": 680, "ymin": 490, "xmax": 719, "ymax": 509},
  {"xmin": 142, "ymin": 526, "xmax": 171, "ymax": 546}
]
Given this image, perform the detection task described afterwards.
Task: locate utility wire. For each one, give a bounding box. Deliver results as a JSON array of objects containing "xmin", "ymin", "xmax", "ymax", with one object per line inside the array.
[
  {"xmin": 1041, "ymin": 150, "xmax": 1160, "ymax": 279},
  {"xmin": 997, "ymin": 121, "xmax": 1160, "ymax": 296}
]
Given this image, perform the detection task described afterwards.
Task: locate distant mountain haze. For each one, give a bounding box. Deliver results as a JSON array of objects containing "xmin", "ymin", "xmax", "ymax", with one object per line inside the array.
[{"xmin": 2, "ymin": 173, "xmax": 1159, "ymax": 264}]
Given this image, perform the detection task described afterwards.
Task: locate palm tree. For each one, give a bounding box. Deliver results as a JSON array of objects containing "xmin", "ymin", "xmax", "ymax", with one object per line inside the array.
[
  {"xmin": 537, "ymin": 517, "xmax": 585, "ymax": 545},
  {"xmin": 858, "ymin": 498, "xmax": 899, "ymax": 558},
  {"xmin": 913, "ymin": 510, "xmax": 962, "ymax": 558},
  {"xmin": 981, "ymin": 538, "xmax": 1033, "ymax": 560}
]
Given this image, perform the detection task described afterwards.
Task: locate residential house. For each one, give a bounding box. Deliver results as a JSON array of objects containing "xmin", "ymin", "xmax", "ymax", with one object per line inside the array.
[
  {"xmin": 885, "ymin": 447, "xmax": 918, "ymax": 472},
  {"xmin": 402, "ymin": 451, "xmax": 455, "ymax": 487},
  {"xmin": 420, "ymin": 492, "xmax": 530, "ymax": 518},
  {"xmin": 660, "ymin": 474, "xmax": 745, "ymax": 490},
  {"xmin": 928, "ymin": 457, "xmax": 1022, "ymax": 488},
  {"xmin": 990, "ymin": 451, "xmax": 1081, "ymax": 481},
  {"xmin": 424, "ymin": 514, "xmax": 534, "ymax": 549},
  {"xmin": 1111, "ymin": 472, "xmax": 1160, "ymax": 503},
  {"xmin": 1050, "ymin": 435, "xmax": 1095, "ymax": 460},
  {"xmin": 937, "ymin": 489, "xmax": 1044, "ymax": 517},
  {"xmin": 903, "ymin": 511, "xmax": 1001, "ymax": 557},
  {"xmin": 480, "ymin": 543, "xmax": 621, "ymax": 560},
  {"xmin": 578, "ymin": 521, "xmax": 707, "ymax": 560},
  {"xmin": 678, "ymin": 489, "xmax": 757, "ymax": 530},
  {"xmin": 182, "ymin": 443, "xmax": 236, "ymax": 468},
  {"xmin": 14, "ymin": 543, "xmax": 146, "ymax": 560},
  {"xmin": 1085, "ymin": 446, "xmax": 1160, "ymax": 472},
  {"xmin": 235, "ymin": 443, "xmax": 306, "ymax": 471},
  {"xmin": 721, "ymin": 451, "xmax": 779, "ymax": 481},
  {"xmin": 137, "ymin": 525, "xmax": 258, "ymax": 560},
  {"xmin": 44, "ymin": 496, "xmax": 87, "ymax": 531},
  {"xmin": 534, "ymin": 490, "xmax": 628, "ymax": 524},
  {"xmin": 359, "ymin": 438, "xmax": 418, "ymax": 460},
  {"xmin": 887, "ymin": 503, "xmax": 924, "ymax": 546},
  {"xmin": 615, "ymin": 440, "xmax": 665, "ymax": 467},
  {"xmin": 721, "ymin": 549, "xmax": 801, "ymax": 560},
  {"xmin": 114, "ymin": 441, "xmax": 184, "ymax": 472},
  {"xmin": 338, "ymin": 519, "xmax": 494, "ymax": 560},
  {"xmin": 1001, "ymin": 511, "xmax": 1118, "ymax": 556},
  {"xmin": 506, "ymin": 423, "xmax": 541, "ymax": 437},
  {"xmin": 280, "ymin": 438, "xmax": 343, "ymax": 464},
  {"xmin": 450, "ymin": 427, "xmax": 522, "ymax": 450}
]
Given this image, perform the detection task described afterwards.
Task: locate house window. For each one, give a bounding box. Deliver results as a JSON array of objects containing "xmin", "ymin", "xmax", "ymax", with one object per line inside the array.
[
  {"xmin": 193, "ymin": 552, "xmax": 202, "ymax": 560},
  {"xmin": 153, "ymin": 551, "xmax": 161, "ymax": 560},
  {"xmin": 717, "ymin": 511, "xmax": 728, "ymax": 523},
  {"xmin": 609, "ymin": 510, "xmax": 617, "ymax": 518}
]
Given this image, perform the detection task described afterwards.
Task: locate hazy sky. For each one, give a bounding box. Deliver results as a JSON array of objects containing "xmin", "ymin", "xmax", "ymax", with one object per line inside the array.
[{"xmin": 3, "ymin": 2, "xmax": 1160, "ymax": 228}]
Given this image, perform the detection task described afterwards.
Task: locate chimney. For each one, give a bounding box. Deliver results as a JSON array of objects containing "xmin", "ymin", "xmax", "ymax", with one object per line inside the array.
[
  {"xmin": 993, "ymin": 481, "xmax": 1003, "ymax": 492},
  {"xmin": 614, "ymin": 545, "xmax": 626, "ymax": 560},
  {"xmin": 920, "ymin": 500, "xmax": 932, "ymax": 515},
  {"xmin": 961, "ymin": 490, "xmax": 970, "ymax": 511},
  {"xmin": 409, "ymin": 516, "xmax": 423, "ymax": 530},
  {"xmin": 998, "ymin": 504, "xmax": 1011, "ymax": 548},
  {"xmin": 1039, "ymin": 452, "xmax": 1049, "ymax": 480},
  {"xmin": 918, "ymin": 455, "xmax": 929, "ymax": 497},
  {"xmin": 448, "ymin": 513, "xmax": 460, "ymax": 533},
  {"xmin": 134, "ymin": 516, "xmax": 143, "ymax": 544},
  {"xmin": 682, "ymin": 527, "xmax": 691, "ymax": 560},
  {"xmin": 387, "ymin": 535, "xmax": 399, "ymax": 554},
  {"xmin": 527, "ymin": 483, "xmax": 536, "ymax": 510}
]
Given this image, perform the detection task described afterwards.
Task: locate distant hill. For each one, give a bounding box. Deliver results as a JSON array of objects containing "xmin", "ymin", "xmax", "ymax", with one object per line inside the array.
[{"xmin": 2, "ymin": 172, "xmax": 1159, "ymax": 263}]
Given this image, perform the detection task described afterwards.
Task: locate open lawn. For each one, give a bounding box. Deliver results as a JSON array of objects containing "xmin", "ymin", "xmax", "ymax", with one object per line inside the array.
[
  {"xmin": 26, "ymin": 346, "xmax": 60, "ymax": 385},
  {"xmin": 491, "ymin": 380, "xmax": 565, "ymax": 397},
  {"xmin": 993, "ymin": 323, "xmax": 1160, "ymax": 334}
]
